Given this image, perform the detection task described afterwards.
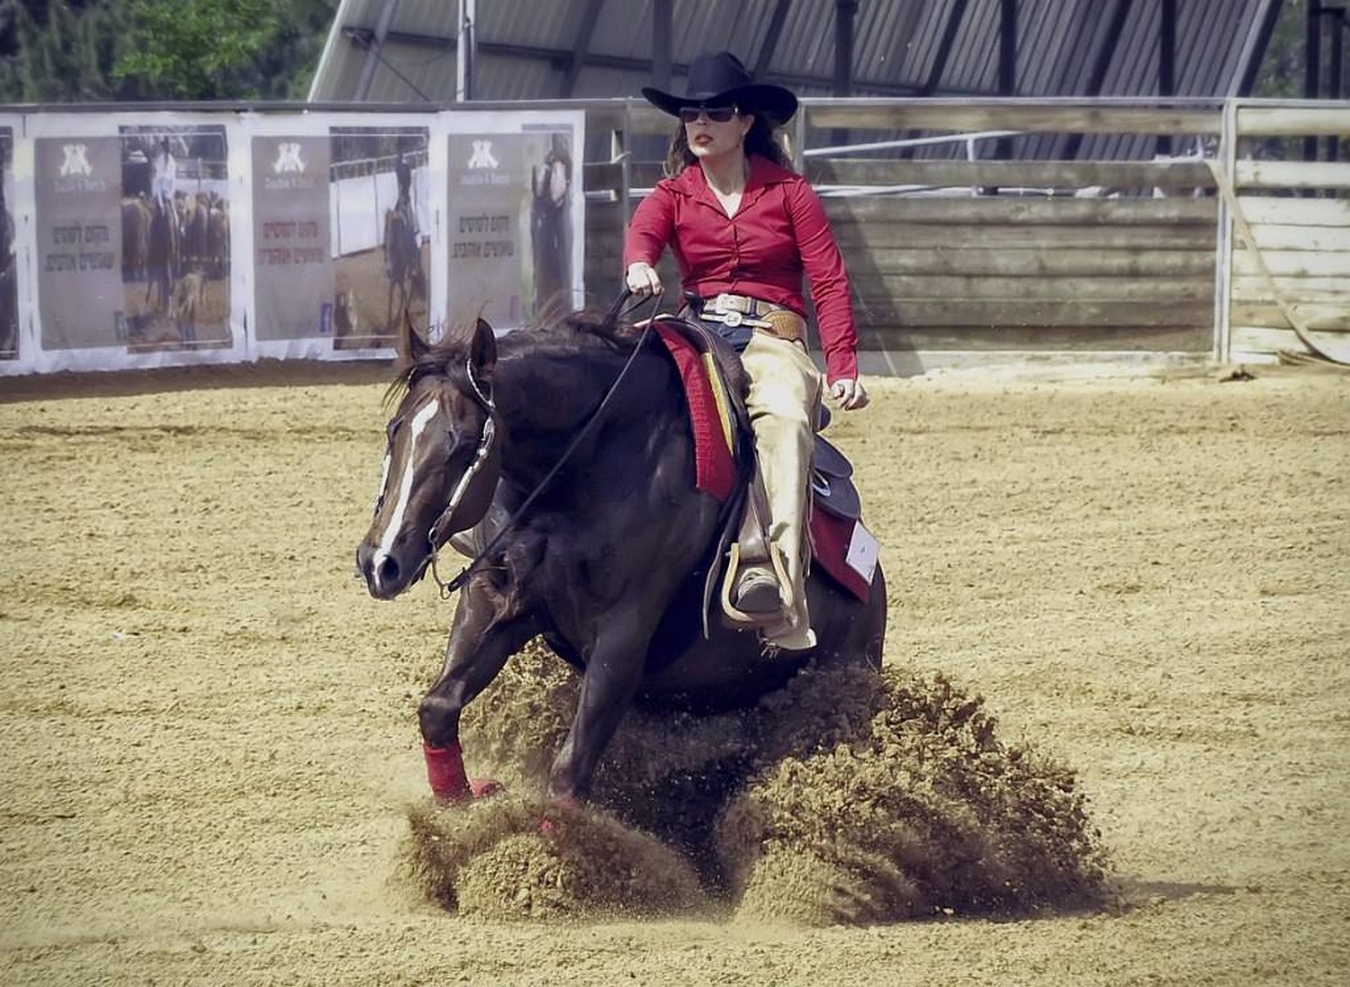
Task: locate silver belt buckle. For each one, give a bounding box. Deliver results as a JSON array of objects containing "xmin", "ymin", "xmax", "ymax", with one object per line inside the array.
[
  {"xmin": 722, "ymin": 310, "xmax": 744, "ymax": 327},
  {"xmin": 713, "ymin": 293, "xmax": 750, "ymax": 315}
]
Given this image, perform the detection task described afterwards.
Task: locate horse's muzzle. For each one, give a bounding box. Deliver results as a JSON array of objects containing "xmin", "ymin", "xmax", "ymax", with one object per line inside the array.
[{"xmin": 356, "ymin": 539, "xmax": 427, "ymax": 599}]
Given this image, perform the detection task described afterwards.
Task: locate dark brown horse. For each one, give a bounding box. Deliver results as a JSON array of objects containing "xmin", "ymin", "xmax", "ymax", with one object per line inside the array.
[
  {"xmin": 144, "ymin": 197, "xmax": 179, "ymax": 315},
  {"xmin": 355, "ymin": 312, "xmax": 886, "ymax": 805}
]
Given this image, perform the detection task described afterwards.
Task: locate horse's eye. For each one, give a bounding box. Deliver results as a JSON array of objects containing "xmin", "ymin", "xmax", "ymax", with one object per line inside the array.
[{"xmin": 448, "ymin": 430, "xmax": 471, "ymax": 456}]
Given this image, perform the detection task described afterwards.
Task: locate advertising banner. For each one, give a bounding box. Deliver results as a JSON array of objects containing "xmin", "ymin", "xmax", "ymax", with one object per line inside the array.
[
  {"xmin": 251, "ymin": 135, "xmax": 333, "ymax": 342},
  {"xmin": 118, "ymin": 124, "xmax": 232, "ymax": 352},
  {"xmin": 328, "ymin": 126, "xmax": 429, "ymax": 351},
  {"xmin": 34, "ymin": 136, "xmax": 122, "ymax": 350},
  {"xmin": 1, "ymin": 127, "xmax": 16, "ymax": 361},
  {"xmin": 445, "ymin": 115, "xmax": 582, "ymax": 331}
]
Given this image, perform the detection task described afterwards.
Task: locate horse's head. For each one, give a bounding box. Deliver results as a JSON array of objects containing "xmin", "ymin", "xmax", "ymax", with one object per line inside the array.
[{"xmin": 356, "ymin": 315, "xmax": 500, "ymax": 599}]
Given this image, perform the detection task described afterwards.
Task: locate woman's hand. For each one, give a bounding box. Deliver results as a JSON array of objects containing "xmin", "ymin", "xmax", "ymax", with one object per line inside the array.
[
  {"xmin": 830, "ymin": 377, "xmax": 870, "ymax": 411},
  {"xmin": 626, "ymin": 262, "xmax": 662, "ymax": 296}
]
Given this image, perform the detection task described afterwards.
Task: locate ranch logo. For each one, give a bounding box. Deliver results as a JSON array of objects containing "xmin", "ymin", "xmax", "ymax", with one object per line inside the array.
[
  {"xmin": 262, "ymin": 139, "xmax": 316, "ymax": 190},
  {"xmin": 59, "ymin": 144, "xmax": 92, "ymax": 177},
  {"xmin": 52, "ymin": 141, "xmax": 106, "ymax": 192},
  {"xmin": 272, "ymin": 142, "xmax": 306, "ymax": 174},
  {"xmin": 467, "ymin": 140, "xmax": 499, "ymax": 169},
  {"xmin": 458, "ymin": 137, "xmax": 510, "ymax": 187}
]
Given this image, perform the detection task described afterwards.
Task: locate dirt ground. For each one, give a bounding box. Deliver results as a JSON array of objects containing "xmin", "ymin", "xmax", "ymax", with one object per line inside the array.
[{"xmin": 0, "ymin": 357, "xmax": 1347, "ymax": 986}]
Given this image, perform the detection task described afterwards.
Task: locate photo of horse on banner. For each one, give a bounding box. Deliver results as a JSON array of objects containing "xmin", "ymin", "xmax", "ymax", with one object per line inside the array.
[
  {"xmin": 0, "ymin": 127, "xmax": 16, "ymax": 360},
  {"xmin": 329, "ymin": 127, "xmax": 430, "ymax": 351},
  {"xmin": 118, "ymin": 125, "xmax": 231, "ymax": 352}
]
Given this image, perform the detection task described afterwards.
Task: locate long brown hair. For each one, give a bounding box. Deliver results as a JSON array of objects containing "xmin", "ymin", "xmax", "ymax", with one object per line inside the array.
[{"xmin": 662, "ymin": 112, "xmax": 792, "ymax": 177}]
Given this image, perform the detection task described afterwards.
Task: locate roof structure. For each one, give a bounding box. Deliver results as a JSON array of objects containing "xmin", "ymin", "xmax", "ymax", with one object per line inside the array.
[{"xmin": 309, "ymin": 0, "xmax": 1285, "ymax": 107}]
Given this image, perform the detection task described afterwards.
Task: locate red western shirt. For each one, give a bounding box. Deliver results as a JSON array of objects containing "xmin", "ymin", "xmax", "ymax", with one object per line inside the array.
[{"xmin": 623, "ymin": 155, "xmax": 860, "ymax": 384}]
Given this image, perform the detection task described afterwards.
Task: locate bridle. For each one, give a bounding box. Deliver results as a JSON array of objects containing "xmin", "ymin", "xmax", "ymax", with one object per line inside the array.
[
  {"xmin": 424, "ymin": 354, "xmax": 500, "ymax": 595},
  {"xmin": 426, "ymin": 290, "xmax": 660, "ymax": 597}
]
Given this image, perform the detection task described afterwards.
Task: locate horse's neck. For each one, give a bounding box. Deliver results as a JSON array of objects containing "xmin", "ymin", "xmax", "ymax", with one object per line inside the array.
[
  {"xmin": 493, "ymin": 343, "xmax": 666, "ymax": 482},
  {"xmin": 495, "ymin": 349, "xmax": 614, "ymax": 434}
]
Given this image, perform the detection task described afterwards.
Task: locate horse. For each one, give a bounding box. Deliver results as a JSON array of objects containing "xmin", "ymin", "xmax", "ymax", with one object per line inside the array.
[
  {"xmin": 120, "ymin": 195, "xmax": 150, "ymax": 283},
  {"xmin": 143, "ymin": 196, "xmax": 180, "ymax": 315},
  {"xmin": 354, "ymin": 310, "xmax": 887, "ymax": 806},
  {"xmin": 382, "ymin": 203, "xmax": 424, "ymax": 332}
]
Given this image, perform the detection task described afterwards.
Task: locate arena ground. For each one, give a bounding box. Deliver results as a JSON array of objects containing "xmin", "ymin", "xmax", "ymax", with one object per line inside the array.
[{"xmin": 0, "ymin": 357, "xmax": 1346, "ymax": 985}]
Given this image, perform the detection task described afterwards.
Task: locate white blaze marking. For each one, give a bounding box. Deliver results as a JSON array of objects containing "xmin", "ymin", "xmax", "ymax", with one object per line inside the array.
[
  {"xmin": 371, "ymin": 398, "xmax": 442, "ymax": 586},
  {"xmin": 376, "ymin": 451, "xmax": 391, "ymax": 507}
]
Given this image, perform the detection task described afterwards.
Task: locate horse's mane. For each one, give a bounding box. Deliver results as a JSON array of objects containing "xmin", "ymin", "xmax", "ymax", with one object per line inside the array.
[{"xmin": 382, "ymin": 308, "xmax": 646, "ymax": 411}]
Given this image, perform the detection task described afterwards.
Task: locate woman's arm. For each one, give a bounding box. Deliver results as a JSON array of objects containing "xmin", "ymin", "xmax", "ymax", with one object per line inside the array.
[
  {"xmin": 785, "ymin": 179, "xmax": 859, "ymax": 387},
  {"xmin": 622, "ymin": 184, "xmax": 676, "ymax": 294}
]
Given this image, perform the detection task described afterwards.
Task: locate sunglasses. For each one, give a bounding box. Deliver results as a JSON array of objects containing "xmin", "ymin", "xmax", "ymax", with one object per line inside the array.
[{"xmin": 679, "ymin": 105, "xmax": 738, "ymax": 124}]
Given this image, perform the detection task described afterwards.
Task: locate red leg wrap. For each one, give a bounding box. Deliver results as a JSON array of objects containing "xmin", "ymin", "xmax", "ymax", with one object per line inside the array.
[{"xmin": 423, "ymin": 741, "xmax": 470, "ymax": 803}]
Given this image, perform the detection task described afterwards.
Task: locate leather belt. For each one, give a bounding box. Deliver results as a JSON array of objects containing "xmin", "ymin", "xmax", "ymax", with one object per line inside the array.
[{"xmin": 698, "ymin": 293, "xmax": 806, "ymax": 344}]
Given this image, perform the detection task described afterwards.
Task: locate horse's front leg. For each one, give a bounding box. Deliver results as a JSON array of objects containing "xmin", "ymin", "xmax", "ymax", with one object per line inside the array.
[
  {"xmin": 548, "ymin": 610, "xmax": 652, "ymax": 804},
  {"xmin": 419, "ymin": 579, "xmax": 538, "ymax": 803}
]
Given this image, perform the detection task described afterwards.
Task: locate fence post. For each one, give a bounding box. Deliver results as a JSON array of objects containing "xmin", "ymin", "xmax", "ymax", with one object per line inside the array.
[{"xmin": 1212, "ymin": 99, "xmax": 1236, "ymax": 364}]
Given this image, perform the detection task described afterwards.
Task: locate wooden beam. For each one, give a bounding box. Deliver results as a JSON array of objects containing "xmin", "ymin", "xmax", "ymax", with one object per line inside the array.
[
  {"xmin": 1237, "ymin": 105, "xmax": 1350, "ymax": 137},
  {"xmin": 805, "ymin": 157, "xmax": 1216, "ymax": 190},
  {"xmin": 1235, "ymin": 193, "xmax": 1350, "ymax": 225},
  {"xmin": 818, "ymin": 196, "xmax": 1217, "ymax": 225},
  {"xmin": 801, "ymin": 101, "xmax": 1222, "ymax": 135},
  {"xmin": 854, "ymin": 325, "xmax": 1210, "ymax": 353},
  {"xmin": 834, "ymin": 247, "xmax": 1216, "ymax": 277},
  {"xmin": 1234, "ymin": 158, "xmax": 1350, "ymax": 190},
  {"xmin": 844, "ymin": 298, "xmax": 1214, "ymax": 328}
]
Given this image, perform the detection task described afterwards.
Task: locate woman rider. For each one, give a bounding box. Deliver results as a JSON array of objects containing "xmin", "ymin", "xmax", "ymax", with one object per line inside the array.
[{"xmin": 624, "ymin": 51, "xmax": 869, "ymax": 652}]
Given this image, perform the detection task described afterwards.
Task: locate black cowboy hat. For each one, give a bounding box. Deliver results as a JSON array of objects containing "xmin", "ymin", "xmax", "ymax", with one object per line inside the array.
[{"xmin": 641, "ymin": 51, "xmax": 798, "ymax": 126}]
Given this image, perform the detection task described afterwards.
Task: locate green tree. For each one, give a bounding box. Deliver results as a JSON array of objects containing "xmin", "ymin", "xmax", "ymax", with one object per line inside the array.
[
  {"xmin": 1253, "ymin": 0, "xmax": 1307, "ymax": 99},
  {"xmin": 0, "ymin": 0, "xmax": 338, "ymax": 102},
  {"xmin": 114, "ymin": 0, "xmax": 281, "ymax": 99},
  {"xmin": 0, "ymin": 0, "xmax": 139, "ymax": 101}
]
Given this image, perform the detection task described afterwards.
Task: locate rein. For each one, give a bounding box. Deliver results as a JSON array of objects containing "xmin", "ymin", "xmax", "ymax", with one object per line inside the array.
[{"xmin": 427, "ymin": 291, "xmax": 662, "ymax": 597}]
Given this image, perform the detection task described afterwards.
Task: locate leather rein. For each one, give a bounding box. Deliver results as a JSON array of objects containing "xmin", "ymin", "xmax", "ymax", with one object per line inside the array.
[{"xmin": 426, "ymin": 291, "xmax": 659, "ymax": 597}]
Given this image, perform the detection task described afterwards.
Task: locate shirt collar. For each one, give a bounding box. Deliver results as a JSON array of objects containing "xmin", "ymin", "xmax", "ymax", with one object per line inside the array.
[{"xmin": 671, "ymin": 153, "xmax": 796, "ymax": 201}]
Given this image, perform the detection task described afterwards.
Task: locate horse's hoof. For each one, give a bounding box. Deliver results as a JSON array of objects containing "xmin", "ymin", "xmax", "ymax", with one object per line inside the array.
[
  {"xmin": 470, "ymin": 778, "xmax": 504, "ymax": 799},
  {"xmin": 539, "ymin": 793, "xmax": 582, "ymax": 834}
]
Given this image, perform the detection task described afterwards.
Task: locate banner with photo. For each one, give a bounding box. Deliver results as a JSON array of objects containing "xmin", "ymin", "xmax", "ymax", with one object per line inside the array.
[
  {"xmin": 444, "ymin": 112, "xmax": 583, "ymax": 332},
  {"xmin": 1, "ymin": 126, "xmax": 16, "ymax": 362},
  {"xmin": 327, "ymin": 126, "xmax": 430, "ymax": 351},
  {"xmin": 0, "ymin": 106, "xmax": 588, "ymax": 376},
  {"xmin": 118, "ymin": 124, "xmax": 232, "ymax": 353}
]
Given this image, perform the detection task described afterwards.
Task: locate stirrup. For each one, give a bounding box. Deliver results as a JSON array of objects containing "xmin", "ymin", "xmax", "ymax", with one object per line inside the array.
[{"xmin": 734, "ymin": 566, "xmax": 782, "ymax": 615}]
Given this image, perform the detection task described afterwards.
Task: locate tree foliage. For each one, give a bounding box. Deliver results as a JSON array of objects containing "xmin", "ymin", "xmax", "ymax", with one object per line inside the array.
[
  {"xmin": 1253, "ymin": 0, "xmax": 1308, "ymax": 98},
  {"xmin": 0, "ymin": 0, "xmax": 337, "ymax": 102}
]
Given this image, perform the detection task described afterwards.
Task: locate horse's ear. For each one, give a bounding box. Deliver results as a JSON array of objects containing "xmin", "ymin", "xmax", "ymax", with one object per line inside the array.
[
  {"xmin": 470, "ymin": 317, "xmax": 497, "ymax": 376},
  {"xmin": 399, "ymin": 307, "xmax": 429, "ymax": 365}
]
